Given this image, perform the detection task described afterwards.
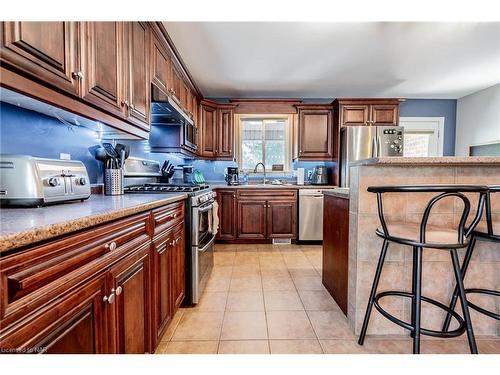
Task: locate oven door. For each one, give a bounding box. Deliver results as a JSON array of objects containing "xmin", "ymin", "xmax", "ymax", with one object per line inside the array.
[{"xmin": 193, "ymin": 200, "xmax": 214, "ymax": 247}]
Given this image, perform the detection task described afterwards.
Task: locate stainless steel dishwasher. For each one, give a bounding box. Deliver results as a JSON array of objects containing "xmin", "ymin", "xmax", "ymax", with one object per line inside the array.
[{"xmin": 299, "ymin": 189, "xmax": 333, "ymax": 241}]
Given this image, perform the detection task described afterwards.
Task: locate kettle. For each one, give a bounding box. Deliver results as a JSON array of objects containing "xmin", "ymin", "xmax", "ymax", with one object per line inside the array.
[{"xmin": 311, "ymin": 166, "xmax": 328, "ymax": 185}]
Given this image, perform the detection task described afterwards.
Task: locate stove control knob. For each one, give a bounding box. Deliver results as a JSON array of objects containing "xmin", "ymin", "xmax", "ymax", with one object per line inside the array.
[
  {"xmin": 48, "ymin": 177, "xmax": 58, "ymax": 187},
  {"xmin": 77, "ymin": 177, "xmax": 87, "ymax": 185}
]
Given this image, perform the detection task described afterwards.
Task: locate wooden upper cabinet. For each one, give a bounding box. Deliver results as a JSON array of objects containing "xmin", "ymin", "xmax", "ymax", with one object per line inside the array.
[
  {"xmin": 217, "ymin": 106, "xmax": 234, "ymax": 159},
  {"xmin": 341, "ymin": 105, "xmax": 369, "ymax": 126},
  {"xmin": 200, "ymin": 102, "xmax": 218, "ymax": 158},
  {"xmin": 370, "ymin": 104, "xmax": 399, "ymax": 125},
  {"xmin": 297, "ymin": 106, "xmax": 334, "ymax": 160},
  {"xmin": 335, "ymin": 99, "xmax": 402, "ymax": 127},
  {"xmin": 0, "ymin": 22, "xmax": 80, "ymax": 95},
  {"xmin": 124, "ymin": 22, "xmax": 150, "ymax": 130},
  {"xmin": 80, "ymin": 22, "xmax": 125, "ymax": 117},
  {"xmin": 171, "ymin": 64, "xmax": 182, "ymax": 104},
  {"xmin": 151, "ymin": 32, "xmax": 171, "ymax": 94},
  {"xmin": 107, "ymin": 245, "xmax": 151, "ymax": 354}
]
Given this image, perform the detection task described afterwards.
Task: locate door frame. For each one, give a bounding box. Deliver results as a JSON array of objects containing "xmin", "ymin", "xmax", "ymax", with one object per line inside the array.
[{"xmin": 399, "ymin": 116, "xmax": 445, "ymax": 157}]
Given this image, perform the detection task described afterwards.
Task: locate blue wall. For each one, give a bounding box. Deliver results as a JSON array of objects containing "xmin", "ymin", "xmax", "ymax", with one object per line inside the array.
[
  {"xmin": 1, "ymin": 98, "xmax": 458, "ymax": 185},
  {"xmin": 400, "ymin": 99, "xmax": 457, "ymax": 156}
]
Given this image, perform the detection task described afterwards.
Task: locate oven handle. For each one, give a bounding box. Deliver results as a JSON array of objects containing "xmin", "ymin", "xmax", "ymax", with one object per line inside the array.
[
  {"xmin": 197, "ymin": 201, "xmax": 214, "ymax": 213},
  {"xmin": 198, "ymin": 235, "xmax": 215, "ymax": 253}
]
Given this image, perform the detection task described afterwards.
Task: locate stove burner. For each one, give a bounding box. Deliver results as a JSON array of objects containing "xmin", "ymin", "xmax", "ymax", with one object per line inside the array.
[{"xmin": 124, "ymin": 183, "xmax": 209, "ymax": 194}]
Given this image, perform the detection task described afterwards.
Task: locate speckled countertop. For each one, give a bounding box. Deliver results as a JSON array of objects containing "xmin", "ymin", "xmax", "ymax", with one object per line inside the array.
[
  {"xmin": 0, "ymin": 193, "xmax": 187, "ymax": 253},
  {"xmin": 323, "ymin": 188, "xmax": 350, "ymax": 199},
  {"xmin": 209, "ymin": 183, "xmax": 339, "ymax": 190},
  {"xmin": 350, "ymin": 156, "xmax": 500, "ymax": 166}
]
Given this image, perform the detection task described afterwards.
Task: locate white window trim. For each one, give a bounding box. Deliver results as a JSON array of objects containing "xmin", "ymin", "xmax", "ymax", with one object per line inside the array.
[
  {"xmin": 235, "ymin": 114, "xmax": 293, "ymax": 173},
  {"xmin": 400, "ymin": 116, "xmax": 445, "ymax": 157}
]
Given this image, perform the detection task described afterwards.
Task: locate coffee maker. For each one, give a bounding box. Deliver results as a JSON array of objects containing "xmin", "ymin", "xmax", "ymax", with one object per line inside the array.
[
  {"xmin": 225, "ymin": 167, "xmax": 239, "ymax": 186},
  {"xmin": 311, "ymin": 166, "xmax": 328, "ymax": 185}
]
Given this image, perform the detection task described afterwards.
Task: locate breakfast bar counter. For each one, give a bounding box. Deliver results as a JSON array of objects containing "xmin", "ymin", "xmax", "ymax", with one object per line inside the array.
[
  {"xmin": 0, "ymin": 193, "xmax": 188, "ymax": 252},
  {"xmin": 346, "ymin": 157, "xmax": 500, "ymax": 337}
]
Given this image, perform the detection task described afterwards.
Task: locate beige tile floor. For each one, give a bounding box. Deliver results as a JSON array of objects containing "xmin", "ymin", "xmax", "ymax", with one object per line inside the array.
[{"xmin": 155, "ymin": 244, "xmax": 500, "ymax": 354}]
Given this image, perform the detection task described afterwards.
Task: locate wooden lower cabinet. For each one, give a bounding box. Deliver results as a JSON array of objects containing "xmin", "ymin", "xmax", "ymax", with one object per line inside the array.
[
  {"xmin": 0, "ymin": 200, "xmax": 186, "ymax": 354},
  {"xmin": 216, "ymin": 190, "xmax": 237, "ymax": 240},
  {"xmin": 237, "ymin": 200, "xmax": 268, "ymax": 239},
  {"xmin": 267, "ymin": 200, "xmax": 297, "ymax": 238},
  {"xmin": 216, "ymin": 189, "xmax": 297, "ymax": 241},
  {"xmin": 322, "ymin": 194, "xmax": 349, "ymax": 315},
  {"xmin": 107, "ymin": 244, "xmax": 151, "ymax": 354}
]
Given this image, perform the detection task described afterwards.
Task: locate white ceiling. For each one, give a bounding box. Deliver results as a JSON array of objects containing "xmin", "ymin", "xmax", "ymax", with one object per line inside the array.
[{"xmin": 163, "ymin": 22, "xmax": 500, "ymax": 99}]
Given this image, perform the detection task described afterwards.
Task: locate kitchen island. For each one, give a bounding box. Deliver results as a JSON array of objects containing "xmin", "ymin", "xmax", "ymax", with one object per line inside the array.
[{"xmin": 346, "ymin": 157, "xmax": 500, "ymax": 337}]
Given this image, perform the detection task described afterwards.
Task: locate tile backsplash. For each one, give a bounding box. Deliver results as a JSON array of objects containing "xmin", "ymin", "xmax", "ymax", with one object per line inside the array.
[{"xmin": 0, "ymin": 102, "xmax": 336, "ymax": 185}]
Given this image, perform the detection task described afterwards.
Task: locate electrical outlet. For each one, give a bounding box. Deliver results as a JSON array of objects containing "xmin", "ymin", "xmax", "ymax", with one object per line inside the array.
[{"xmin": 60, "ymin": 153, "xmax": 71, "ymax": 160}]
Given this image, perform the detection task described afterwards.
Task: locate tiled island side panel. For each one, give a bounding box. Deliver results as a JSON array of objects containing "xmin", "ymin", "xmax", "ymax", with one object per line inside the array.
[{"xmin": 348, "ymin": 165, "xmax": 500, "ymax": 336}]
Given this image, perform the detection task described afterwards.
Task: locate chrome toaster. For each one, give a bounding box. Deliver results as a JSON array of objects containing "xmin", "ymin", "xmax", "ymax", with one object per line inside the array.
[{"xmin": 0, "ymin": 155, "xmax": 91, "ymax": 207}]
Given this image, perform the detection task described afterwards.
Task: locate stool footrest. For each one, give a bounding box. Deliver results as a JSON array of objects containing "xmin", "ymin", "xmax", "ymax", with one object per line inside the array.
[
  {"xmin": 465, "ymin": 288, "xmax": 500, "ymax": 321},
  {"xmin": 374, "ymin": 291, "xmax": 467, "ymax": 338}
]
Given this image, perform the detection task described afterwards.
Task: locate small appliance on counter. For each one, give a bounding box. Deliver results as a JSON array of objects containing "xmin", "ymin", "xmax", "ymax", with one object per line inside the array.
[
  {"xmin": 310, "ymin": 166, "xmax": 329, "ymax": 185},
  {"xmin": 340, "ymin": 125, "xmax": 405, "ymax": 187},
  {"xmin": 225, "ymin": 167, "xmax": 239, "ymax": 186},
  {"xmin": 296, "ymin": 167, "xmax": 305, "ymax": 185},
  {"xmin": 0, "ymin": 154, "xmax": 91, "ymax": 207}
]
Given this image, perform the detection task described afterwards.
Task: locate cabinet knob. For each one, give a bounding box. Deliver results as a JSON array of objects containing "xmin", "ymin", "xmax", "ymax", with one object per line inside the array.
[
  {"xmin": 103, "ymin": 292, "xmax": 115, "ymax": 304},
  {"xmin": 115, "ymin": 286, "xmax": 123, "ymax": 296},
  {"xmin": 130, "ymin": 103, "xmax": 135, "ymax": 110},
  {"xmin": 72, "ymin": 71, "xmax": 84, "ymax": 79},
  {"xmin": 121, "ymin": 100, "xmax": 130, "ymax": 108},
  {"xmin": 105, "ymin": 241, "xmax": 117, "ymax": 251}
]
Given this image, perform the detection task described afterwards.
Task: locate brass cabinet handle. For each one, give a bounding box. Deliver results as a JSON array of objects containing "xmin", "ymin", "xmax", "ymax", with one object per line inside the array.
[
  {"xmin": 105, "ymin": 241, "xmax": 117, "ymax": 251},
  {"xmin": 72, "ymin": 71, "xmax": 84, "ymax": 79}
]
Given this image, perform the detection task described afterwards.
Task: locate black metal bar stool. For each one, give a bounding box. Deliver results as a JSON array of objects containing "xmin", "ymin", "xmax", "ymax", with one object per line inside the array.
[
  {"xmin": 442, "ymin": 185, "xmax": 500, "ymax": 330},
  {"xmin": 357, "ymin": 185, "xmax": 489, "ymax": 354}
]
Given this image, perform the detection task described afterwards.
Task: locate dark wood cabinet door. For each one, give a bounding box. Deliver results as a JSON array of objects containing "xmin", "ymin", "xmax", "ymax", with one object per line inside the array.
[
  {"xmin": 237, "ymin": 200, "xmax": 267, "ymax": 239},
  {"xmin": 216, "ymin": 190, "xmax": 237, "ymax": 240},
  {"xmin": 152, "ymin": 232, "xmax": 173, "ymax": 345},
  {"xmin": 267, "ymin": 200, "xmax": 297, "ymax": 239},
  {"xmin": 298, "ymin": 109, "xmax": 333, "ymax": 159},
  {"xmin": 200, "ymin": 103, "xmax": 218, "ymax": 158},
  {"xmin": 151, "ymin": 33, "xmax": 171, "ymax": 93},
  {"xmin": 107, "ymin": 245, "xmax": 151, "ymax": 354},
  {"xmin": 370, "ymin": 104, "xmax": 399, "ymax": 125},
  {"xmin": 125, "ymin": 22, "xmax": 150, "ymax": 129},
  {"xmin": 322, "ymin": 195, "xmax": 349, "ymax": 315},
  {"xmin": 171, "ymin": 64, "xmax": 182, "ymax": 104},
  {"xmin": 341, "ymin": 104, "xmax": 369, "ymax": 126},
  {"xmin": 0, "ymin": 22, "xmax": 80, "ymax": 95},
  {"xmin": 172, "ymin": 224, "xmax": 185, "ymax": 309},
  {"xmin": 0, "ymin": 276, "xmax": 107, "ymax": 353},
  {"xmin": 81, "ymin": 22, "xmax": 125, "ymax": 117},
  {"xmin": 217, "ymin": 108, "xmax": 234, "ymax": 158}
]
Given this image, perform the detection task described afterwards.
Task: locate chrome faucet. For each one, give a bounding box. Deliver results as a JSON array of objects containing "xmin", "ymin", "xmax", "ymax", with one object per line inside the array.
[{"xmin": 253, "ymin": 162, "xmax": 267, "ymax": 184}]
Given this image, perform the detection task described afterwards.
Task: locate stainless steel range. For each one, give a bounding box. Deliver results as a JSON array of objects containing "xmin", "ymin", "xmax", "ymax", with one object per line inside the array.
[{"xmin": 123, "ymin": 157, "xmax": 215, "ymax": 305}]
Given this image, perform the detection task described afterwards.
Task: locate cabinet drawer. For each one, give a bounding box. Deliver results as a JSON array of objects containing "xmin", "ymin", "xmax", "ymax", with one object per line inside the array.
[
  {"xmin": 237, "ymin": 189, "xmax": 297, "ymax": 201},
  {"xmin": 0, "ymin": 212, "xmax": 151, "ymax": 327},
  {"xmin": 152, "ymin": 201, "xmax": 184, "ymax": 237}
]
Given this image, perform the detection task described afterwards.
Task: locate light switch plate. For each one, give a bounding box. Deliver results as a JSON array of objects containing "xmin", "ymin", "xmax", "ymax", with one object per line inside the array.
[{"xmin": 60, "ymin": 153, "xmax": 71, "ymax": 160}]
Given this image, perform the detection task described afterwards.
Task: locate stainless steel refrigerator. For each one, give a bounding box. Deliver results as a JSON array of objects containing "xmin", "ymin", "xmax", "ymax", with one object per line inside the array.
[{"xmin": 340, "ymin": 126, "xmax": 404, "ymax": 187}]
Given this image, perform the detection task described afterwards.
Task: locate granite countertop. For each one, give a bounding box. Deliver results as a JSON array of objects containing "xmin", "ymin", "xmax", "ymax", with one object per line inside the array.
[
  {"xmin": 0, "ymin": 193, "xmax": 188, "ymax": 253},
  {"xmin": 350, "ymin": 156, "xmax": 500, "ymax": 167},
  {"xmin": 209, "ymin": 183, "xmax": 339, "ymax": 190},
  {"xmin": 323, "ymin": 188, "xmax": 350, "ymax": 199}
]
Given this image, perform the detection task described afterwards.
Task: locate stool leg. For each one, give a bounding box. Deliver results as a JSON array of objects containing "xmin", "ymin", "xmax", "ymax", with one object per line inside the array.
[
  {"xmin": 412, "ymin": 246, "xmax": 423, "ymax": 354},
  {"xmin": 358, "ymin": 239, "xmax": 389, "ymax": 346},
  {"xmin": 410, "ymin": 246, "xmax": 417, "ymax": 338},
  {"xmin": 442, "ymin": 237, "xmax": 475, "ymax": 332},
  {"xmin": 450, "ymin": 248, "xmax": 478, "ymax": 354}
]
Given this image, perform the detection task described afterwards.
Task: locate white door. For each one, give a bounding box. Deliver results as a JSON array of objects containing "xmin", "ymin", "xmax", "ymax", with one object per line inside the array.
[{"xmin": 400, "ymin": 117, "xmax": 444, "ymax": 157}]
